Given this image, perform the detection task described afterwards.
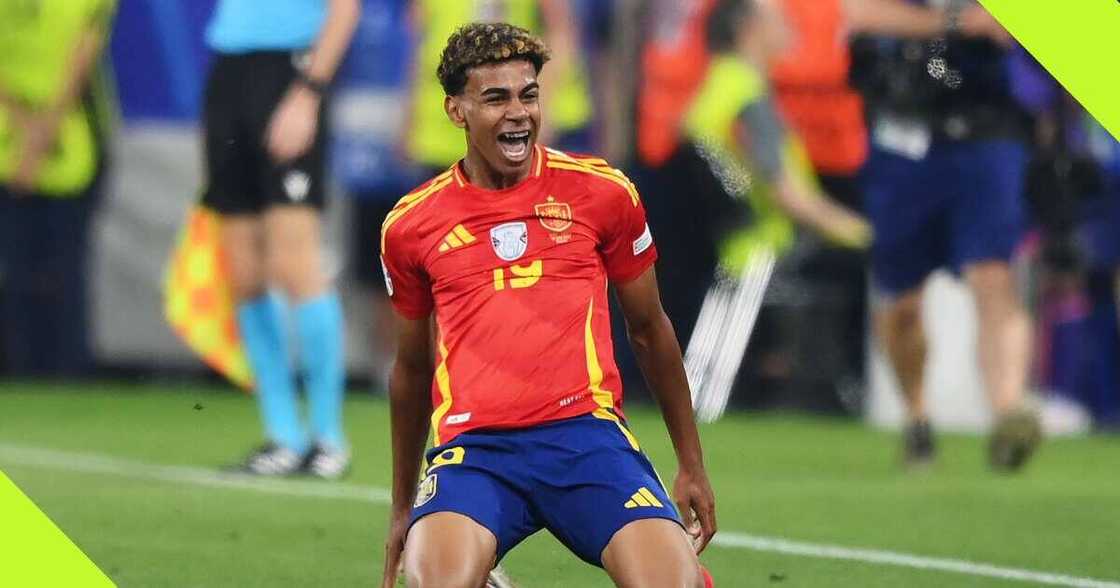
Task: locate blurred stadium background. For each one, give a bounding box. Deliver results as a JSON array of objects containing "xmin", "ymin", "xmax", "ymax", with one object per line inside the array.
[{"xmin": 2, "ymin": 0, "xmax": 1119, "ymax": 586}]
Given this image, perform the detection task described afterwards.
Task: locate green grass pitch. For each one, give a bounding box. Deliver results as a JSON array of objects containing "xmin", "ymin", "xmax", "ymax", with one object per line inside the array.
[{"xmin": 1, "ymin": 382, "xmax": 1118, "ymax": 587}]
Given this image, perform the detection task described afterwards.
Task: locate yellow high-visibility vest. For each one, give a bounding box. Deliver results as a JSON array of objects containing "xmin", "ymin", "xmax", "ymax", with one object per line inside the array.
[
  {"xmin": 685, "ymin": 55, "xmax": 812, "ymax": 256},
  {"xmin": 0, "ymin": 0, "xmax": 115, "ymax": 196}
]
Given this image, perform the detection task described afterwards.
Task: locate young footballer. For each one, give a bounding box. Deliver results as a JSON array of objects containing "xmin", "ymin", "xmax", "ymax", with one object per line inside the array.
[{"xmin": 380, "ymin": 22, "xmax": 716, "ymax": 588}]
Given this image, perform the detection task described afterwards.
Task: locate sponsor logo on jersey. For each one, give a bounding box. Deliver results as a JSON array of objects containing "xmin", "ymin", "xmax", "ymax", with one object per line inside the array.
[
  {"xmin": 534, "ymin": 196, "xmax": 573, "ymax": 233},
  {"xmin": 490, "ymin": 221, "xmax": 528, "ymax": 261},
  {"xmin": 445, "ymin": 412, "xmax": 471, "ymax": 425}
]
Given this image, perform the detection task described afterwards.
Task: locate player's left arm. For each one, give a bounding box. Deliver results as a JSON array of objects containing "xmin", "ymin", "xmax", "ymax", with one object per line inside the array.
[
  {"xmin": 265, "ymin": 0, "xmax": 361, "ymax": 162},
  {"xmin": 615, "ymin": 269, "xmax": 718, "ymax": 553}
]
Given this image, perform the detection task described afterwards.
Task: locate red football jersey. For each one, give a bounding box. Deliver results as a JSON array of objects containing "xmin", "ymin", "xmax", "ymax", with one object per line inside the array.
[{"xmin": 380, "ymin": 146, "xmax": 657, "ymax": 445}]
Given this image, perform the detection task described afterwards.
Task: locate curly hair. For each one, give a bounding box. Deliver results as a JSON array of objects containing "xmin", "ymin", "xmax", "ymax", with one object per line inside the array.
[{"xmin": 437, "ymin": 22, "xmax": 551, "ymax": 96}]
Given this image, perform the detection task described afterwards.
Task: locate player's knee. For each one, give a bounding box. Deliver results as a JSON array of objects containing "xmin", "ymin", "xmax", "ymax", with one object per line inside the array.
[
  {"xmin": 603, "ymin": 519, "xmax": 704, "ymax": 588},
  {"xmin": 403, "ymin": 556, "xmax": 488, "ymax": 588},
  {"xmin": 615, "ymin": 559, "xmax": 705, "ymax": 588},
  {"xmin": 405, "ymin": 560, "xmax": 483, "ymax": 586}
]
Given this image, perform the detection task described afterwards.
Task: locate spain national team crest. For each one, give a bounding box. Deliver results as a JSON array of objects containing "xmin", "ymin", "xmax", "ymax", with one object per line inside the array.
[
  {"xmin": 414, "ymin": 473, "xmax": 438, "ymax": 508},
  {"xmin": 534, "ymin": 196, "xmax": 573, "ymax": 233},
  {"xmin": 490, "ymin": 221, "xmax": 528, "ymax": 261}
]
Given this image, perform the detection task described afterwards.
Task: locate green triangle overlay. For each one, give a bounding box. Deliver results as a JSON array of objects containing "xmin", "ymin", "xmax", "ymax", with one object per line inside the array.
[
  {"xmin": 0, "ymin": 469, "xmax": 115, "ymax": 587},
  {"xmin": 978, "ymin": 0, "xmax": 1120, "ymax": 141}
]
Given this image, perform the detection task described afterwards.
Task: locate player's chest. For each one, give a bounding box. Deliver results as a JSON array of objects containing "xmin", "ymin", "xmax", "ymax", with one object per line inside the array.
[{"xmin": 420, "ymin": 194, "xmax": 601, "ymax": 293}]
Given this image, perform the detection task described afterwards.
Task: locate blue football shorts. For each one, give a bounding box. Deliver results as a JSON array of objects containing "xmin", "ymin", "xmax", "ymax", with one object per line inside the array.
[
  {"xmin": 407, "ymin": 412, "xmax": 682, "ymax": 566},
  {"xmin": 865, "ymin": 139, "xmax": 1028, "ymax": 295}
]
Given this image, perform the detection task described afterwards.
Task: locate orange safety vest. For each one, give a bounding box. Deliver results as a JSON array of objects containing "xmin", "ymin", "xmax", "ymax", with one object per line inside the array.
[
  {"xmin": 636, "ymin": 0, "xmax": 714, "ymax": 168},
  {"xmin": 769, "ymin": 0, "xmax": 867, "ymax": 175}
]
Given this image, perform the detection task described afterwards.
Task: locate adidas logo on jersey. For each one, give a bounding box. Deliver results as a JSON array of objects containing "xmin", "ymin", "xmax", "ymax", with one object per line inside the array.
[
  {"xmin": 438, "ymin": 224, "xmax": 477, "ymax": 252},
  {"xmin": 624, "ymin": 487, "xmax": 665, "ymax": 509}
]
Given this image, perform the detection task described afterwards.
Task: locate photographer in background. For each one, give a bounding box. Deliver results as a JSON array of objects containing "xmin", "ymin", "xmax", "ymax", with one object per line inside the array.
[{"xmin": 852, "ymin": 0, "xmax": 1041, "ymax": 470}]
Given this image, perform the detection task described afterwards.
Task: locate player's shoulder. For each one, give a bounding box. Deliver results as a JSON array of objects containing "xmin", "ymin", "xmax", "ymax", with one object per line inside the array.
[
  {"xmin": 542, "ymin": 147, "xmax": 641, "ymax": 208},
  {"xmin": 380, "ymin": 165, "xmax": 459, "ymax": 255},
  {"xmin": 380, "ymin": 168, "xmax": 459, "ymax": 248}
]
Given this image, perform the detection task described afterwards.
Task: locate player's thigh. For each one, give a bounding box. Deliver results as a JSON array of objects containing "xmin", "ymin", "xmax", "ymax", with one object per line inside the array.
[
  {"xmin": 262, "ymin": 205, "xmax": 325, "ymax": 300},
  {"xmin": 409, "ymin": 441, "xmax": 540, "ymax": 566},
  {"xmin": 403, "ymin": 511, "xmax": 496, "ymax": 588},
  {"xmin": 601, "ymin": 518, "xmax": 704, "ymax": 588},
  {"xmin": 218, "ymin": 215, "xmax": 266, "ymax": 301}
]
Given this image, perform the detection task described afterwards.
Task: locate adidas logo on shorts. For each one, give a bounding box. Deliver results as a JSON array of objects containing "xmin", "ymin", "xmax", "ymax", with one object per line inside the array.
[{"xmin": 624, "ymin": 486, "xmax": 664, "ymax": 509}]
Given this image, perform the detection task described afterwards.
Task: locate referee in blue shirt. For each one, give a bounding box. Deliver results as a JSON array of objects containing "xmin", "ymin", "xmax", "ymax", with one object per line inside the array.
[{"xmin": 202, "ymin": 0, "xmax": 360, "ymax": 478}]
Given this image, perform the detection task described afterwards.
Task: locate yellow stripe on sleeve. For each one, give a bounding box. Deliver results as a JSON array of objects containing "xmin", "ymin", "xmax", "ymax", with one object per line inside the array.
[
  {"xmin": 380, "ymin": 175, "xmax": 454, "ymax": 251},
  {"xmin": 546, "ymin": 161, "xmax": 640, "ymax": 207}
]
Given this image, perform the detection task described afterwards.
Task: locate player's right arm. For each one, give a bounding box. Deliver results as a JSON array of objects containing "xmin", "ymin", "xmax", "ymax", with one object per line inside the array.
[
  {"xmin": 379, "ymin": 215, "xmax": 437, "ymax": 587},
  {"xmin": 382, "ymin": 312, "xmax": 434, "ymax": 588}
]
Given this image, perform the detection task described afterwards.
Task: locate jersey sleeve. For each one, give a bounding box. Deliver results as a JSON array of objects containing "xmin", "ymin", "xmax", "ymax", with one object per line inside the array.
[
  {"xmin": 599, "ymin": 182, "xmax": 658, "ymax": 284},
  {"xmin": 380, "ymin": 223, "xmax": 434, "ymax": 319}
]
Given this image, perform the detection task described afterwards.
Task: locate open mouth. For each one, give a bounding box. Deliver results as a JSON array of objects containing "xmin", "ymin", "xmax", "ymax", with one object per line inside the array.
[{"xmin": 497, "ymin": 130, "xmax": 532, "ymax": 162}]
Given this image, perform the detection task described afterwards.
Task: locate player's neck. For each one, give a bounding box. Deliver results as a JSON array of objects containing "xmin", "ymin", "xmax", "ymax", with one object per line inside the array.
[{"xmin": 461, "ymin": 150, "xmax": 531, "ymax": 191}]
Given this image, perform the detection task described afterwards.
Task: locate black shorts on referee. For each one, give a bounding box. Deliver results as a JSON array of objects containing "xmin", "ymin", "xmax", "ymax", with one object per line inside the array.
[{"xmin": 201, "ymin": 50, "xmax": 327, "ymax": 214}]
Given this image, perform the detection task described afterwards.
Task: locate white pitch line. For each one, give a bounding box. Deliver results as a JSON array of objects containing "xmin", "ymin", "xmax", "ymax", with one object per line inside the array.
[{"xmin": 1, "ymin": 443, "xmax": 1117, "ymax": 588}]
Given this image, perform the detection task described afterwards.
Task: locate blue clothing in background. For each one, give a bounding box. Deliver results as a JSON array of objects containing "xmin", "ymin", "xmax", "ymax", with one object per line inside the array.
[
  {"xmin": 207, "ymin": 0, "xmax": 325, "ymax": 53},
  {"xmin": 867, "ymin": 140, "xmax": 1028, "ymax": 294}
]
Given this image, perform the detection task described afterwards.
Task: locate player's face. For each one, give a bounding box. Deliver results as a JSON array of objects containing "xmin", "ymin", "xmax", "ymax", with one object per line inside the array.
[{"xmin": 449, "ymin": 59, "xmax": 541, "ymax": 180}]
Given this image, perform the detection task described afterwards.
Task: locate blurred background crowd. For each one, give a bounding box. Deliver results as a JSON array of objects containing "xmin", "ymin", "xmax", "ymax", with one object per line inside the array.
[{"xmin": 3, "ymin": 0, "xmax": 1119, "ymax": 435}]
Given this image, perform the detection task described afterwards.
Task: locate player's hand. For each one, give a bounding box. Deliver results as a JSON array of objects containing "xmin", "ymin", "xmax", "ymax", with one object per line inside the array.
[
  {"xmin": 381, "ymin": 506, "xmax": 410, "ymax": 588},
  {"xmin": 265, "ymin": 84, "xmax": 320, "ymax": 163},
  {"xmin": 11, "ymin": 110, "xmax": 62, "ymax": 195},
  {"xmin": 673, "ymin": 464, "xmax": 717, "ymax": 554}
]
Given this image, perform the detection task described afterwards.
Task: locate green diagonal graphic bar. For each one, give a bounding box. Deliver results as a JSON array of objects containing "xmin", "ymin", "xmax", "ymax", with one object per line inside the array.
[
  {"xmin": 979, "ymin": 0, "xmax": 1120, "ymax": 140},
  {"xmin": 0, "ymin": 470, "xmax": 115, "ymax": 587}
]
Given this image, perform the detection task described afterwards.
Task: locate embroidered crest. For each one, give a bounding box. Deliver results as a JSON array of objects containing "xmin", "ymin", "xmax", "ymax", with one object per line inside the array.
[
  {"xmin": 534, "ymin": 197, "xmax": 573, "ymax": 233},
  {"xmin": 414, "ymin": 473, "xmax": 437, "ymax": 508},
  {"xmin": 490, "ymin": 221, "xmax": 528, "ymax": 261}
]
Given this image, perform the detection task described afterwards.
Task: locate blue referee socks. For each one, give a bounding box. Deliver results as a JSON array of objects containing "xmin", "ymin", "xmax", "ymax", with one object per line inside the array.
[
  {"xmin": 237, "ymin": 295, "xmax": 308, "ymax": 455},
  {"xmin": 294, "ymin": 292, "xmax": 347, "ymax": 451}
]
